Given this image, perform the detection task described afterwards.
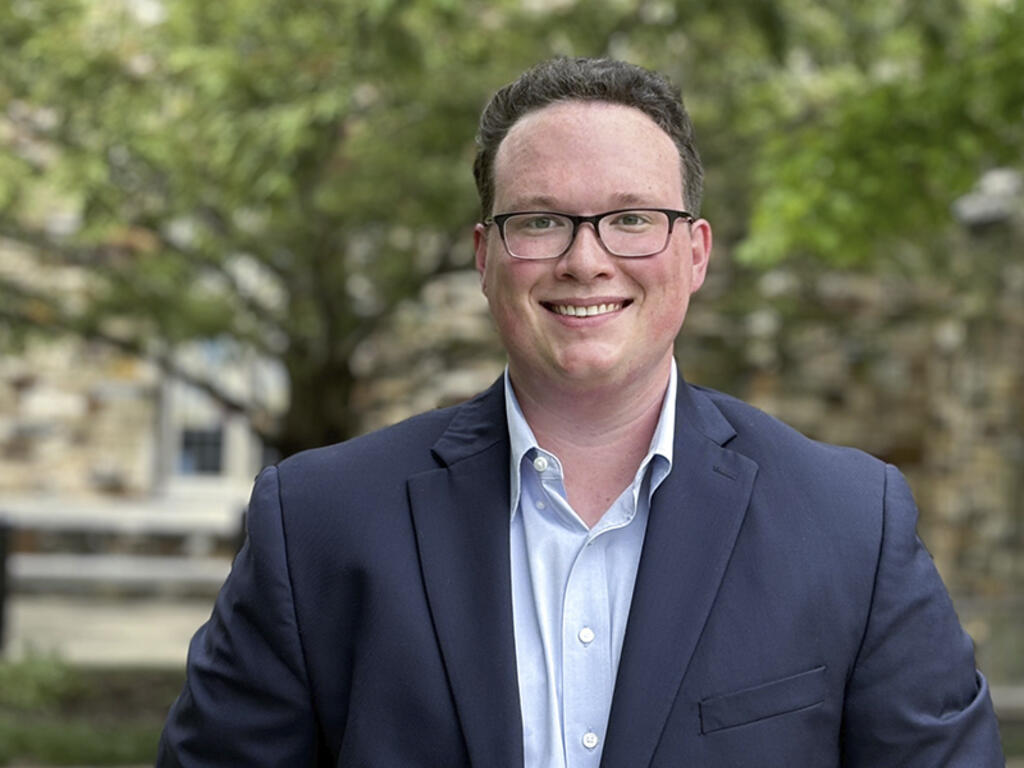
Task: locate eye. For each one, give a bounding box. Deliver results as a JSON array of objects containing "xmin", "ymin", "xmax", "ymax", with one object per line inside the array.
[
  {"xmin": 509, "ymin": 214, "xmax": 568, "ymax": 235},
  {"xmin": 523, "ymin": 215, "xmax": 561, "ymax": 230},
  {"xmin": 608, "ymin": 210, "xmax": 655, "ymax": 230}
]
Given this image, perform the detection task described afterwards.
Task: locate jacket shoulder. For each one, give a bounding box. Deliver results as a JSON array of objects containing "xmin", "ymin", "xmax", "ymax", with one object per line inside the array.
[
  {"xmin": 277, "ymin": 403, "xmax": 458, "ymax": 479},
  {"xmin": 693, "ymin": 384, "xmax": 884, "ymax": 481}
]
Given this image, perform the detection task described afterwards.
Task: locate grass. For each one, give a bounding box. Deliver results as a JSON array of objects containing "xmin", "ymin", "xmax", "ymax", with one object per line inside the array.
[
  {"xmin": 0, "ymin": 656, "xmax": 183, "ymax": 766},
  {"xmin": 0, "ymin": 655, "xmax": 1020, "ymax": 764},
  {"xmin": 1004, "ymin": 721, "xmax": 1024, "ymax": 758},
  {"xmin": 0, "ymin": 719, "xmax": 161, "ymax": 766}
]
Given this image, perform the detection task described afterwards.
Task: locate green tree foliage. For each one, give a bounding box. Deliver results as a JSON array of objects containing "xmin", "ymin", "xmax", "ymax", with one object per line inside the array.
[
  {"xmin": 1, "ymin": 0, "xmax": 533, "ymax": 454},
  {"xmin": 733, "ymin": 0, "xmax": 1024, "ymax": 266},
  {"xmin": 1, "ymin": 0, "xmax": 1019, "ymax": 452}
]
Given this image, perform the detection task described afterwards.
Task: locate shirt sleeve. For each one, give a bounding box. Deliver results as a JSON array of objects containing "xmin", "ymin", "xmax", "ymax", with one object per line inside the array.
[
  {"xmin": 157, "ymin": 465, "xmax": 318, "ymax": 766},
  {"xmin": 840, "ymin": 464, "xmax": 1004, "ymax": 766}
]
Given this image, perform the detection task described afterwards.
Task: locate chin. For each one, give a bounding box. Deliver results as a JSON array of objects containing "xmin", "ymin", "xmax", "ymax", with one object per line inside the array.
[
  {"xmin": 559, "ymin": 349, "xmax": 673, "ymax": 387},
  {"xmin": 553, "ymin": 356, "xmax": 626, "ymax": 386}
]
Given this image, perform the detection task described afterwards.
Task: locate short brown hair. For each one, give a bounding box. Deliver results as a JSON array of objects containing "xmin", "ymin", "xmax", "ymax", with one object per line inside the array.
[{"xmin": 473, "ymin": 57, "xmax": 703, "ymax": 219}]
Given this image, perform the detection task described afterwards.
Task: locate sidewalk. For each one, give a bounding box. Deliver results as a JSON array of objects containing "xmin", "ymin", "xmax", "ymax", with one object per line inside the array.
[{"xmin": 3, "ymin": 594, "xmax": 214, "ymax": 666}]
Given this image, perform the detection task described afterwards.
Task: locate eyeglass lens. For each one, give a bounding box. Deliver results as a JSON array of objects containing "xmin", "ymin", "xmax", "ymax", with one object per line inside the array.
[{"xmin": 503, "ymin": 210, "xmax": 671, "ymax": 259}]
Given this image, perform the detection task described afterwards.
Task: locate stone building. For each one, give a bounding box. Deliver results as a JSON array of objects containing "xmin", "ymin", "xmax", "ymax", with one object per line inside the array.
[{"xmin": 0, "ymin": 335, "xmax": 282, "ymax": 556}]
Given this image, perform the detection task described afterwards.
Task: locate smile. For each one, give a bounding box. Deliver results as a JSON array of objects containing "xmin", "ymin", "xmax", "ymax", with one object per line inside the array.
[{"xmin": 548, "ymin": 302, "xmax": 624, "ymax": 317}]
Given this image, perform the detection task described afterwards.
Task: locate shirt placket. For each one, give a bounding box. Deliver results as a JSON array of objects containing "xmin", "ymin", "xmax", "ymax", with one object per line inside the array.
[
  {"xmin": 525, "ymin": 449, "xmax": 646, "ymax": 768},
  {"xmin": 561, "ymin": 531, "xmax": 612, "ymax": 768}
]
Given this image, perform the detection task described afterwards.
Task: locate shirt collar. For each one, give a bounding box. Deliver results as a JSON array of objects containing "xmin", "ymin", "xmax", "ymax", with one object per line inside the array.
[{"xmin": 504, "ymin": 360, "xmax": 677, "ymax": 519}]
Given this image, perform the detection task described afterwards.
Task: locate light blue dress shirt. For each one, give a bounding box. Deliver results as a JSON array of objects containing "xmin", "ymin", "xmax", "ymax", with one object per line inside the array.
[{"xmin": 504, "ymin": 363, "xmax": 676, "ymax": 768}]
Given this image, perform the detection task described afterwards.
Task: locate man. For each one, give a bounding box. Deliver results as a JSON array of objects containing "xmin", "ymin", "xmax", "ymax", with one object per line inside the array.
[{"xmin": 158, "ymin": 57, "xmax": 1004, "ymax": 766}]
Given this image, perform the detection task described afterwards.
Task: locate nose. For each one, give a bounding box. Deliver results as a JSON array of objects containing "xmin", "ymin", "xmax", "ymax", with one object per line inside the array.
[{"xmin": 555, "ymin": 222, "xmax": 614, "ymax": 281}]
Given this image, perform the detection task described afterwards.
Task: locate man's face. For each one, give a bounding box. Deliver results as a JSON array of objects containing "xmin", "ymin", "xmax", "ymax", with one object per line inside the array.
[{"xmin": 475, "ymin": 100, "xmax": 711, "ymax": 399}]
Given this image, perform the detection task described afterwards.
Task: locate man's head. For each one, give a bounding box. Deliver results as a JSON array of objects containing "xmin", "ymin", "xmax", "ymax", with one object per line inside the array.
[
  {"xmin": 473, "ymin": 57, "xmax": 703, "ymax": 220},
  {"xmin": 472, "ymin": 61, "xmax": 712, "ymax": 399}
]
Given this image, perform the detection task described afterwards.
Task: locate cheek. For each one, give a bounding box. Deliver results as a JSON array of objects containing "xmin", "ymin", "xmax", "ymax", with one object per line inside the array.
[
  {"xmin": 486, "ymin": 261, "xmax": 535, "ymax": 305},
  {"xmin": 646, "ymin": 264, "xmax": 692, "ymax": 326},
  {"xmin": 483, "ymin": 265, "xmax": 526, "ymax": 331},
  {"xmin": 480, "ymin": 259, "xmax": 503, "ymax": 307}
]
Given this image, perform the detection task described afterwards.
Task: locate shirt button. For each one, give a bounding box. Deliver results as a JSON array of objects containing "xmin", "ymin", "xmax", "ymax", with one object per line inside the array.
[
  {"xmin": 535, "ymin": 499, "xmax": 546, "ymax": 510},
  {"xmin": 578, "ymin": 626, "xmax": 595, "ymax": 645},
  {"xmin": 532, "ymin": 455, "xmax": 549, "ymax": 472},
  {"xmin": 582, "ymin": 731, "xmax": 600, "ymax": 750}
]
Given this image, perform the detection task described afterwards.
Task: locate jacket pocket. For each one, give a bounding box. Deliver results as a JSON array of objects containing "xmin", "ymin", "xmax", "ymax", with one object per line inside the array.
[{"xmin": 699, "ymin": 665, "xmax": 826, "ymax": 735}]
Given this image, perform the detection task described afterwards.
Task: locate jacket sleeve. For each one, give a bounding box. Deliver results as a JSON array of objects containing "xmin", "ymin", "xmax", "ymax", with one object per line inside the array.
[
  {"xmin": 157, "ymin": 465, "xmax": 318, "ymax": 766},
  {"xmin": 840, "ymin": 464, "xmax": 1004, "ymax": 766}
]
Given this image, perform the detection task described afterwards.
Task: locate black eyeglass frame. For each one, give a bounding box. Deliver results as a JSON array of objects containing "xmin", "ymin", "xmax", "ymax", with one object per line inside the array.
[{"xmin": 484, "ymin": 207, "xmax": 696, "ymax": 260}]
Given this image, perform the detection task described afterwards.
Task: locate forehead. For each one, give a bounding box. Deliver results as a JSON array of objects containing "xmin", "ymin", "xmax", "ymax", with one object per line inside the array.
[{"xmin": 493, "ymin": 100, "xmax": 683, "ymax": 210}]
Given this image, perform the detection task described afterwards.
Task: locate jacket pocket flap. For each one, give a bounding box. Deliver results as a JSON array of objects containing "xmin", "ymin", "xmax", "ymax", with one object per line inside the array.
[{"xmin": 699, "ymin": 665, "xmax": 826, "ymax": 734}]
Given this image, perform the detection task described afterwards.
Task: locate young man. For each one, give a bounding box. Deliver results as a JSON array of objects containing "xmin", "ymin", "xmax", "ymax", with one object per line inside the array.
[{"xmin": 159, "ymin": 57, "xmax": 1004, "ymax": 767}]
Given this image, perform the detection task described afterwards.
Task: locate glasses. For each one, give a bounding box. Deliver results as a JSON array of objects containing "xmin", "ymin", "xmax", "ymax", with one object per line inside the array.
[{"xmin": 484, "ymin": 208, "xmax": 694, "ymax": 260}]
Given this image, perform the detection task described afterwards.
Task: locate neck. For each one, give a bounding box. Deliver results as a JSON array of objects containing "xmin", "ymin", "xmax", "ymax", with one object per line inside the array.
[
  {"xmin": 510, "ymin": 358, "xmax": 673, "ymax": 441},
  {"xmin": 509, "ymin": 360, "xmax": 672, "ymax": 527}
]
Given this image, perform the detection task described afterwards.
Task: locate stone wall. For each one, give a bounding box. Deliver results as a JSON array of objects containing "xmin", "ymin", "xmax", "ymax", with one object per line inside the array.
[
  {"xmin": 678, "ymin": 175, "xmax": 1024, "ymax": 598},
  {"xmin": 677, "ymin": 259, "xmax": 1023, "ymax": 598},
  {"xmin": 0, "ymin": 339, "xmax": 158, "ymax": 497}
]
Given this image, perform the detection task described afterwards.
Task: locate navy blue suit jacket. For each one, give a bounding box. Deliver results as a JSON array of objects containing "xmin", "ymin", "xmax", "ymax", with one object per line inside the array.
[{"xmin": 158, "ymin": 378, "xmax": 1004, "ymax": 766}]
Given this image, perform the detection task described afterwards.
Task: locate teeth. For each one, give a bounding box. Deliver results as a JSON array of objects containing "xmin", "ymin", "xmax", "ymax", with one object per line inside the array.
[{"xmin": 552, "ymin": 302, "xmax": 622, "ymax": 317}]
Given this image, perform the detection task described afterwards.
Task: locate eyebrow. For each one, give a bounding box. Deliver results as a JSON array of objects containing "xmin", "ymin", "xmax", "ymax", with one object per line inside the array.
[
  {"xmin": 503, "ymin": 195, "xmax": 561, "ymax": 210},
  {"xmin": 502, "ymin": 192, "xmax": 663, "ymax": 211}
]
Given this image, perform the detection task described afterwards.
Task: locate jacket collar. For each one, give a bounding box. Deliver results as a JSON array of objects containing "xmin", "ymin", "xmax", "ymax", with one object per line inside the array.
[
  {"xmin": 429, "ymin": 377, "xmax": 508, "ymax": 467},
  {"xmin": 601, "ymin": 381, "xmax": 757, "ymax": 767},
  {"xmin": 409, "ymin": 377, "xmax": 523, "ymax": 768}
]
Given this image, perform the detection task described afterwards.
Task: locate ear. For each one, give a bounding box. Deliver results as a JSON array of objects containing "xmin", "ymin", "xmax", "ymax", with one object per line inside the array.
[
  {"xmin": 473, "ymin": 222, "xmax": 489, "ymax": 288},
  {"xmin": 687, "ymin": 218, "xmax": 713, "ymax": 294}
]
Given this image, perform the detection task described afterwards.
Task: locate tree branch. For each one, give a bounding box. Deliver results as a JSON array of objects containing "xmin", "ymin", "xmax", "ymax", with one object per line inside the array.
[
  {"xmin": 0, "ymin": 219, "xmax": 289, "ymax": 354},
  {"xmin": 0, "ymin": 280, "xmax": 279, "ymax": 442}
]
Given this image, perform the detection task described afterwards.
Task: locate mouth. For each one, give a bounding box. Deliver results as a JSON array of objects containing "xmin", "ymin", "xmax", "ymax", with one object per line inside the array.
[{"xmin": 542, "ymin": 300, "xmax": 631, "ymax": 318}]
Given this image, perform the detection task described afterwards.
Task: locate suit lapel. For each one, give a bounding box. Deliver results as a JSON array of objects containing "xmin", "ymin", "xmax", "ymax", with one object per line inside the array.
[
  {"xmin": 601, "ymin": 383, "xmax": 758, "ymax": 768},
  {"xmin": 408, "ymin": 380, "xmax": 525, "ymax": 768}
]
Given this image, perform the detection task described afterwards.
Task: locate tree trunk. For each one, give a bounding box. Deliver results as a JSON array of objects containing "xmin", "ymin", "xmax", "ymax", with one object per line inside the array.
[{"xmin": 274, "ymin": 353, "xmax": 358, "ymax": 461}]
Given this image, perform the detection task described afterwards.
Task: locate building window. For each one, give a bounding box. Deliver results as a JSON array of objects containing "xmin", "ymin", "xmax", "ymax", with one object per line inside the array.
[{"xmin": 180, "ymin": 427, "xmax": 223, "ymax": 474}]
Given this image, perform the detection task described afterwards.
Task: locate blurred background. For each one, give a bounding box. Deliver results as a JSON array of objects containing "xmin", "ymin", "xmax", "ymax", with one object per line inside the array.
[{"xmin": 0, "ymin": 0, "xmax": 1021, "ymax": 763}]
